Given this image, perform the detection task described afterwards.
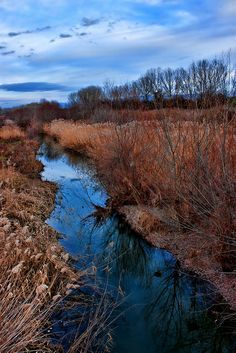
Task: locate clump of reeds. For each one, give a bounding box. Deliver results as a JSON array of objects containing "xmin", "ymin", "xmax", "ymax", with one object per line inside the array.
[
  {"xmin": 44, "ymin": 119, "xmax": 115, "ymax": 152},
  {"xmin": 0, "ymin": 126, "xmax": 25, "ymax": 140}
]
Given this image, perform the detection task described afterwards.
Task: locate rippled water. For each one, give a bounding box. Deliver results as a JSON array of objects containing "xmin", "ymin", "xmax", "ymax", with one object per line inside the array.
[{"xmin": 37, "ymin": 137, "xmax": 235, "ymax": 353}]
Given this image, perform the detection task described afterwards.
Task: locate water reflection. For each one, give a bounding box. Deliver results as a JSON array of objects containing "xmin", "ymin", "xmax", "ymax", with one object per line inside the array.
[{"xmin": 37, "ymin": 138, "xmax": 235, "ymax": 353}]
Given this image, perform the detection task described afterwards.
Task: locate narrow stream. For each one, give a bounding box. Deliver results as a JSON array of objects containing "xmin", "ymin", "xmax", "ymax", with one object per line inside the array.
[{"xmin": 37, "ymin": 137, "xmax": 235, "ymax": 353}]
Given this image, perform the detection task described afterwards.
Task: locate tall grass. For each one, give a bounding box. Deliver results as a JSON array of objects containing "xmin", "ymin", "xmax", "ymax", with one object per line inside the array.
[
  {"xmin": 0, "ymin": 133, "xmax": 113, "ymax": 352},
  {"xmin": 44, "ymin": 108, "xmax": 236, "ymax": 277},
  {"xmin": 0, "ymin": 166, "xmax": 80, "ymax": 352}
]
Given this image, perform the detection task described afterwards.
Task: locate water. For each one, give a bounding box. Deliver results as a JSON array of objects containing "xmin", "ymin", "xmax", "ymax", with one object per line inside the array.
[{"xmin": 37, "ymin": 137, "xmax": 235, "ymax": 353}]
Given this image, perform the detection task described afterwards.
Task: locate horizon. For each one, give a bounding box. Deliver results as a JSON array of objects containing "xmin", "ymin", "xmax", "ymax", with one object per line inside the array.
[{"xmin": 0, "ymin": 0, "xmax": 236, "ymax": 107}]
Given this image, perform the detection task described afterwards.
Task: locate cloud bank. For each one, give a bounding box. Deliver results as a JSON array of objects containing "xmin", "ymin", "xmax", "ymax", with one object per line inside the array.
[{"xmin": 0, "ymin": 82, "xmax": 68, "ymax": 92}]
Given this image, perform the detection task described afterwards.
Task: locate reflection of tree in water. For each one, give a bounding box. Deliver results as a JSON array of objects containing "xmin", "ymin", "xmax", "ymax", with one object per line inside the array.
[
  {"xmin": 96, "ymin": 215, "xmax": 156, "ymax": 285},
  {"xmin": 144, "ymin": 265, "xmax": 234, "ymax": 353},
  {"xmin": 91, "ymin": 217, "xmax": 234, "ymax": 353},
  {"xmin": 40, "ymin": 138, "xmax": 103, "ymax": 192},
  {"xmin": 39, "ymin": 136, "xmax": 86, "ymax": 164},
  {"xmin": 38, "ymin": 137, "xmax": 64, "ymax": 160}
]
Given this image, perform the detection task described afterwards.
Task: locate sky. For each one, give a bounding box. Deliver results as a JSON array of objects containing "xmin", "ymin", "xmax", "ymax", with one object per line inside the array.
[{"xmin": 0, "ymin": 0, "xmax": 235, "ymax": 107}]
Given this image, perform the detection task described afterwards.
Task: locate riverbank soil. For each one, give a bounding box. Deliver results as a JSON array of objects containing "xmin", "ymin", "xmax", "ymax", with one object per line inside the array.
[{"xmin": 0, "ymin": 127, "xmax": 82, "ymax": 353}]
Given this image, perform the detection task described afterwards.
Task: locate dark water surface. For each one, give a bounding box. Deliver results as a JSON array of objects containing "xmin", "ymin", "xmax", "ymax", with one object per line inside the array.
[{"xmin": 37, "ymin": 138, "xmax": 235, "ymax": 353}]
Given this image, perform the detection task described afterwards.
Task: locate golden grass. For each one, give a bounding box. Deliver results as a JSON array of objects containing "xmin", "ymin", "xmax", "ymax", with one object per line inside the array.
[
  {"xmin": 0, "ymin": 161, "xmax": 83, "ymax": 352},
  {"xmin": 0, "ymin": 135, "xmax": 113, "ymax": 352},
  {"xmin": 44, "ymin": 112, "xmax": 236, "ymax": 276},
  {"xmin": 44, "ymin": 117, "xmax": 236, "ymax": 205},
  {"xmin": 44, "ymin": 119, "xmax": 114, "ymax": 151},
  {"xmin": 0, "ymin": 126, "xmax": 25, "ymax": 140}
]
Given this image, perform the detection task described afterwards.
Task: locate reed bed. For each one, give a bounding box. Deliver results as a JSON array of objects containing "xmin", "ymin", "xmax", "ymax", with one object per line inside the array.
[{"xmin": 44, "ymin": 110, "xmax": 236, "ymax": 308}]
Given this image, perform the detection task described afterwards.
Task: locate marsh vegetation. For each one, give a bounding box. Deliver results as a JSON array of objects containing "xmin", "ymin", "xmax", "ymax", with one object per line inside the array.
[{"xmin": 0, "ymin": 53, "xmax": 236, "ymax": 352}]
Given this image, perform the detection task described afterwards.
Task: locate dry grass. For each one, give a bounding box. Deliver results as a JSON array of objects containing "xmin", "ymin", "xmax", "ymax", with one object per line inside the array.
[
  {"xmin": 44, "ymin": 119, "xmax": 114, "ymax": 152},
  {"xmin": 0, "ymin": 171, "xmax": 81, "ymax": 352},
  {"xmin": 0, "ymin": 126, "xmax": 25, "ymax": 140},
  {"xmin": 0, "ymin": 135, "xmax": 113, "ymax": 352},
  {"xmin": 89, "ymin": 106, "xmax": 233, "ymax": 124},
  {"xmin": 44, "ymin": 108, "xmax": 236, "ymax": 308}
]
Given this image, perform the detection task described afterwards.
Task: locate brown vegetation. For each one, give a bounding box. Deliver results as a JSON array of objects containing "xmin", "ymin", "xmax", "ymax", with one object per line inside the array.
[
  {"xmin": 44, "ymin": 106, "xmax": 236, "ymax": 309},
  {"xmin": 0, "ymin": 126, "xmax": 25, "ymax": 140},
  {"xmin": 0, "ymin": 52, "xmax": 234, "ymax": 350},
  {"xmin": 0, "ymin": 128, "xmax": 110, "ymax": 352}
]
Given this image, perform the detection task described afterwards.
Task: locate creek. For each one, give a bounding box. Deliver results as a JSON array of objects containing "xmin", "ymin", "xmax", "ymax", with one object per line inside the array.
[{"xmin": 37, "ymin": 137, "xmax": 235, "ymax": 353}]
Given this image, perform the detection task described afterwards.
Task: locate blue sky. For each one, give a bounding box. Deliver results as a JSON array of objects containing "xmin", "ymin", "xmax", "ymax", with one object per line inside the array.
[{"xmin": 0, "ymin": 0, "xmax": 235, "ymax": 107}]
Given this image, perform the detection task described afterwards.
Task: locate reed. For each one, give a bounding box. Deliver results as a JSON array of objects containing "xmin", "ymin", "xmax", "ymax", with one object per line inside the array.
[
  {"xmin": 0, "ymin": 132, "xmax": 112, "ymax": 352},
  {"xmin": 44, "ymin": 108, "xmax": 236, "ymax": 276}
]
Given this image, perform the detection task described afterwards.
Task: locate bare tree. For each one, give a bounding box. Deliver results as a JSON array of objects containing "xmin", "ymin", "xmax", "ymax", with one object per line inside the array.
[
  {"xmin": 78, "ymin": 86, "xmax": 103, "ymax": 106},
  {"xmin": 68, "ymin": 92, "xmax": 80, "ymax": 107},
  {"xmin": 160, "ymin": 68, "xmax": 176, "ymax": 98}
]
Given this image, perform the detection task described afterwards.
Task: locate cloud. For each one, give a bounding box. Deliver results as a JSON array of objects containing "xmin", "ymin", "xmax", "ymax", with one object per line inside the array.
[
  {"xmin": 77, "ymin": 32, "xmax": 89, "ymax": 37},
  {"xmin": 81, "ymin": 17, "xmax": 101, "ymax": 27},
  {"xmin": 0, "ymin": 82, "xmax": 68, "ymax": 92},
  {"xmin": 0, "ymin": 46, "xmax": 7, "ymax": 49},
  {"xmin": 0, "ymin": 0, "xmax": 32, "ymax": 11},
  {"xmin": 1, "ymin": 50, "xmax": 15, "ymax": 56},
  {"xmin": 59, "ymin": 33, "xmax": 72, "ymax": 38},
  {"xmin": 8, "ymin": 26, "xmax": 51, "ymax": 37},
  {"xmin": 222, "ymin": 0, "xmax": 236, "ymax": 15}
]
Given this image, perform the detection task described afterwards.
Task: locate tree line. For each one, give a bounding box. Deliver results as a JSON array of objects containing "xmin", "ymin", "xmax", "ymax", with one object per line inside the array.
[
  {"xmin": 1, "ymin": 53, "xmax": 236, "ymax": 129},
  {"xmin": 68, "ymin": 54, "xmax": 236, "ymax": 110}
]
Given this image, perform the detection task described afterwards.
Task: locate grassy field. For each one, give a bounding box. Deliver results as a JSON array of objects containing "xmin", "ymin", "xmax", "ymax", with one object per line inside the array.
[{"xmin": 44, "ymin": 107, "xmax": 236, "ymax": 309}]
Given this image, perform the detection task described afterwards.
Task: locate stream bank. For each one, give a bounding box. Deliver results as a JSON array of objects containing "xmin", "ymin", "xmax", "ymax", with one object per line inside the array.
[
  {"xmin": 38, "ymin": 136, "xmax": 236, "ymax": 353},
  {"xmin": 0, "ymin": 131, "xmax": 112, "ymax": 353},
  {"xmin": 43, "ymin": 121, "xmax": 236, "ymax": 313}
]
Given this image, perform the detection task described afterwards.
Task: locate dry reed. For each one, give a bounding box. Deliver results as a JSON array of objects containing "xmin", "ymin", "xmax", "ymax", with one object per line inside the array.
[
  {"xmin": 0, "ymin": 132, "xmax": 111, "ymax": 352},
  {"xmin": 0, "ymin": 126, "xmax": 25, "ymax": 140},
  {"xmin": 44, "ymin": 108, "xmax": 236, "ymax": 308}
]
